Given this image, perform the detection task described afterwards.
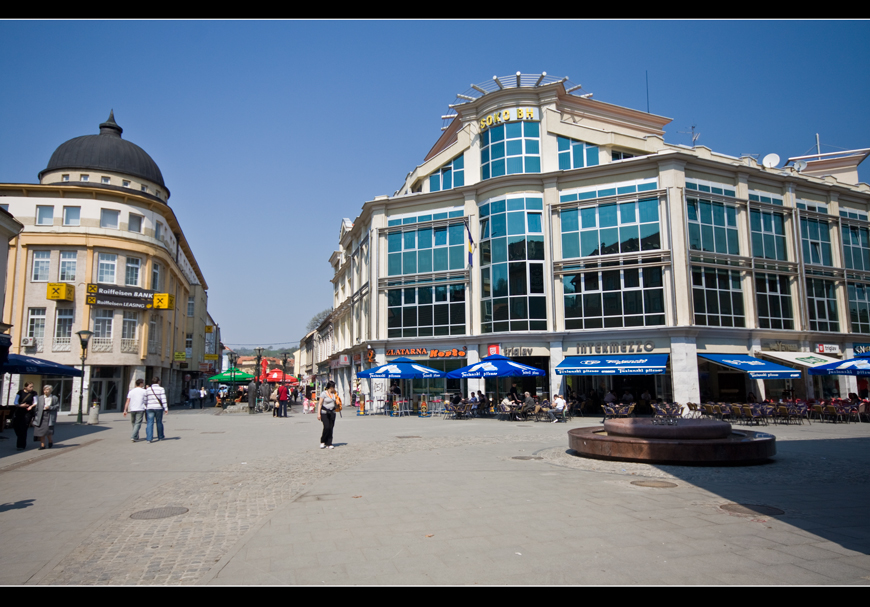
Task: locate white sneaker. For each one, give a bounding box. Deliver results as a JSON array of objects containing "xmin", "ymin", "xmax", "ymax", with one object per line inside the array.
[
  {"xmin": 320, "ymin": 443, "xmax": 326, "ymax": 449},
  {"xmin": 327, "ymin": 445, "xmax": 334, "ymax": 449}
]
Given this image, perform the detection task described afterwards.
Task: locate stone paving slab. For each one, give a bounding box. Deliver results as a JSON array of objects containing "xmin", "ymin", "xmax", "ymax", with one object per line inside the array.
[{"xmin": 1, "ymin": 409, "xmax": 869, "ymax": 584}]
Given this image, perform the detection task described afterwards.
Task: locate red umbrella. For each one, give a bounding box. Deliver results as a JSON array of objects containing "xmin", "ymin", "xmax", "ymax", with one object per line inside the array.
[{"xmin": 263, "ymin": 368, "xmax": 297, "ymax": 384}]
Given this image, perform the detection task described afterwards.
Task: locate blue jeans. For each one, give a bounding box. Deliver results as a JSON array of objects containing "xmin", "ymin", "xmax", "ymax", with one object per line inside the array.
[{"xmin": 146, "ymin": 409, "xmax": 165, "ymax": 442}]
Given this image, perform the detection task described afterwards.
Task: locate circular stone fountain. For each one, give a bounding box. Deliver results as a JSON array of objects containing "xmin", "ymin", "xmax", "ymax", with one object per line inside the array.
[{"xmin": 568, "ymin": 418, "xmax": 775, "ymax": 466}]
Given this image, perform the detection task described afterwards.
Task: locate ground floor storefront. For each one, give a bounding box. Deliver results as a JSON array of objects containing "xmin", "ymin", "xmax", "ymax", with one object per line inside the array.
[
  {"xmin": 3, "ymin": 364, "xmax": 183, "ymax": 414},
  {"xmin": 345, "ymin": 331, "xmax": 861, "ymax": 409}
]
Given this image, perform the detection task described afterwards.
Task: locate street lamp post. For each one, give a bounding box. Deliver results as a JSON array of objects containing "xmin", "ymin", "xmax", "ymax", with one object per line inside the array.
[
  {"xmin": 281, "ymin": 351, "xmax": 289, "ymax": 388},
  {"xmin": 254, "ymin": 347, "xmax": 264, "ymax": 411},
  {"xmin": 75, "ymin": 330, "xmax": 93, "ymax": 425},
  {"xmin": 227, "ymin": 351, "xmax": 238, "ymax": 402}
]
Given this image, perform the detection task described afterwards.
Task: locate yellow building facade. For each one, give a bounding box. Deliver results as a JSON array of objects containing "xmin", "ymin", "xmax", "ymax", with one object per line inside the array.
[{"xmin": 0, "ymin": 112, "xmax": 218, "ymax": 413}]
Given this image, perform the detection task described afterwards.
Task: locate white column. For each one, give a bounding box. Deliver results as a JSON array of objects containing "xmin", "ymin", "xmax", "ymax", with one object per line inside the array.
[
  {"xmin": 670, "ymin": 335, "xmax": 700, "ymax": 406},
  {"xmin": 750, "ymin": 337, "xmax": 766, "ymax": 401},
  {"xmin": 549, "ymin": 340, "xmax": 564, "ymax": 399},
  {"xmin": 465, "ymin": 345, "xmax": 483, "ymax": 395}
]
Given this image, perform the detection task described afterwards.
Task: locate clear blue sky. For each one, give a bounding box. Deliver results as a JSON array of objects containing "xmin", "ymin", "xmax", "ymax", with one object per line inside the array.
[{"xmin": 2, "ymin": 20, "xmax": 869, "ymax": 347}]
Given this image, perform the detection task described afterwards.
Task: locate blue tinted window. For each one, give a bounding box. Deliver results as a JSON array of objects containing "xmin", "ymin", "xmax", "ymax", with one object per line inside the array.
[
  {"xmin": 562, "ymin": 209, "xmax": 578, "ymax": 233},
  {"xmin": 526, "ymin": 198, "xmax": 542, "ymax": 210}
]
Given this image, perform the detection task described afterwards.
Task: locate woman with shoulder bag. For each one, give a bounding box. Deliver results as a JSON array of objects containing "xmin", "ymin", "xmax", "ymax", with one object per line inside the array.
[
  {"xmin": 316, "ymin": 381, "xmax": 339, "ymax": 449},
  {"xmin": 32, "ymin": 385, "xmax": 59, "ymax": 450},
  {"xmin": 13, "ymin": 382, "xmax": 38, "ymax": 451}
]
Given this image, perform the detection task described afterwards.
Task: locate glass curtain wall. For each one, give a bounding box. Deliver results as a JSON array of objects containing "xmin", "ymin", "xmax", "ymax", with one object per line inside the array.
[{"xmin": 479, "ymin": 196, "xmax": 546, "ymax": 333}]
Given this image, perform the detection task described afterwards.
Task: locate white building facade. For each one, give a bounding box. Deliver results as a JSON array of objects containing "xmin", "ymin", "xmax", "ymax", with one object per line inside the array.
[{"xmin": 328, "ymin": 73, "xmax": 870, "ymax": 408}]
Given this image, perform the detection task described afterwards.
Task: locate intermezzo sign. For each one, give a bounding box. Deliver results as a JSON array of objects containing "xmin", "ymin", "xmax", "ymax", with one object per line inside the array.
[{"xmin": 576, "ymin": 340, "xmax": 655, "ymax": 354}]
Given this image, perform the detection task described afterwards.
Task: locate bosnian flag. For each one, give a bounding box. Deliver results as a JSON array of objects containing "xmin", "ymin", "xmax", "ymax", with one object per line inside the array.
[{"xmin": 465, "ymin": 221, "xmax": 474, "ymax": 267}]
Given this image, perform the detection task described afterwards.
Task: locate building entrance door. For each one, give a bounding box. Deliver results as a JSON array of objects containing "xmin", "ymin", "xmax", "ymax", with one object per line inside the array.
[{"xmin": 90, "ymin": 366, "xmax": 122, "ymax": 411}]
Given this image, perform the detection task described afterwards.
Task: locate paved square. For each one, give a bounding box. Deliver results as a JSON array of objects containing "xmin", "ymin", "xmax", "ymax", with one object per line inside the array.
[{"xmin": 0, "ymin": 407, "xmax": 868, "ymax": 585}]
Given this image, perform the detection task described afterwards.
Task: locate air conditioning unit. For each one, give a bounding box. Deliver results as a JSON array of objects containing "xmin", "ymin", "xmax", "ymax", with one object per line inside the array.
[{"xmin": 21, "ymin": 337, "xmax": 35, "ymax": 347}]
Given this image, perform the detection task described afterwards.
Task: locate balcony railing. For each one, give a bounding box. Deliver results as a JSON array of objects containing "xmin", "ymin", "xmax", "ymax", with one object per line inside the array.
[
  {"xmin": 91, "ymin": 337, "xmax": 113, "ymax": 352},
  {"xmin": 52, "ymin": 337, "xmax": 71, "ymax": 352},
  {"xmin": 121, "ymin": 339, "xmax": 139, "ymax": 353}
]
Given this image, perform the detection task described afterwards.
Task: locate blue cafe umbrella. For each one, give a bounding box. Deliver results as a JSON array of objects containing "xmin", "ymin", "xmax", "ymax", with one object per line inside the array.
[
  {"xmin": 356, "ymin": 357, "xmax": 445, "ymax": 379},
  {"xmin": 0, "ymin": 353, "xmax": 83, "ymax": 377},
  {"xmin": 446, "ymin": 354, "xmax": 545, "ymax": 379}
]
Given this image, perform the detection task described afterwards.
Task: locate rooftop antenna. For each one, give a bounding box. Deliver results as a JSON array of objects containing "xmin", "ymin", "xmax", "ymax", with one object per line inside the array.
[
  {"xmin": 678, "ymin": 124, "xmax": 700, "ymax": 147},
  {"xmin": 646, "ymin": 70, "xmax": 649, "ymax": 113}
]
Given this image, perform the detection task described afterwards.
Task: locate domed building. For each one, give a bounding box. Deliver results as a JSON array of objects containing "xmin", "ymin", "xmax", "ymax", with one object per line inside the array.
[{"xmin": 0, "ymin": 112, "xmax": 221, "ymax": 414}]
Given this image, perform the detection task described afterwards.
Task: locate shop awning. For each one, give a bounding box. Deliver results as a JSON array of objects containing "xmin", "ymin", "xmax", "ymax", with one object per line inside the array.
[
  {"xmin": 555, "ymin": 354, "xmax": 669, "ymax": 375},
  {"xmin": 698, "ymin": 353, "xmax": 801, "ymax": 379},
  {"xmin": 808, "ymin": 357, "xmax": 870, "ymax": 376},
  {"xmin": 759, "ymin": 351, "xmax": 841, "ymax": 369}
]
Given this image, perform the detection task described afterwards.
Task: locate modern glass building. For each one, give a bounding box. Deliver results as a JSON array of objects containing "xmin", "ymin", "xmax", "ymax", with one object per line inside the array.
[{"xmin": 327, "ymin": 73, "xmax": 870, "ymax": 407}]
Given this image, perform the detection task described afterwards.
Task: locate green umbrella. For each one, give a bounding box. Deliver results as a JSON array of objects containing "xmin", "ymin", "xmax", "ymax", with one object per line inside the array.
[{"xmin": 208, "ymin": 367, "xmax": 254, "ymax": 383}]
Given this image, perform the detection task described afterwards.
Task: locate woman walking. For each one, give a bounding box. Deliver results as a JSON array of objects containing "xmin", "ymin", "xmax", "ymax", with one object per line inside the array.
[
  {"xmin": 12, "ymin": 382, "xmax": 38, "ymax": 451},
  {"xmin": 316, "ymin": 380, "xmax": 338, "ymax": 449},
  {"xmin": 32, "ymin": 385, "xmax": 59, "ymax": 449}
]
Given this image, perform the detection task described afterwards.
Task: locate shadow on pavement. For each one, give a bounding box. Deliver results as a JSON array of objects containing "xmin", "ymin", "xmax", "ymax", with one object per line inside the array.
[
  {"xmin": 0, "ymin": 420, "xmax": 109, "ymax": 461},
  {"xmin": 647, "ymin": 435, "xmax": 870, "ymax": 557},
  {"xmin": 0, "ymin": 499, "xmax": 35, "ymax": 513}
]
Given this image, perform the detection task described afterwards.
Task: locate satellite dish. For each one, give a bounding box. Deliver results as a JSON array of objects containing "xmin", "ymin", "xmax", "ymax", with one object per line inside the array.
[
  {"xmin": 762, "ymin": 153, "xmax": 780, "ymax": 168},
  {"xmin": 794, "ymin": 160, "xmax": 808, "ymax": 173}
]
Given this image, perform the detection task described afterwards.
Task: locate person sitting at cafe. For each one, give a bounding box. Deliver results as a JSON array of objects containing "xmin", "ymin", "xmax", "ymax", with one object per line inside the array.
[
  {"xmin": 603, "ymin": 390, "xmax": 617, "ymax": 404},
  {"xmin": 621, "ymin": 389, "xmax": 634, "ymax": 404},
  {"xmin": 521, "ymin": 392, "xmax": 537, "ymax": 418},
  {"xmin": 548, "ymin": 394, "xmax": 567, "ymax": 423},
  {"xmin": 476, "ymin": 391, "xmax": 488, "ymax": 414}
]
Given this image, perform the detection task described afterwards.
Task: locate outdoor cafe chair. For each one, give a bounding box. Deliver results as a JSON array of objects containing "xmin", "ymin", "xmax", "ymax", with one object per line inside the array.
[{"xmin": 822, "ymin": 405, "xmax": 842, "ymax": 423}]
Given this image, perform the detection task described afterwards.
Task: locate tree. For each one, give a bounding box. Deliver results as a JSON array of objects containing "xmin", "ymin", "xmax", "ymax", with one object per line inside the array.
[{"xmin": 306, "ymin": 307, "xmax": 333, "ymax": 333}]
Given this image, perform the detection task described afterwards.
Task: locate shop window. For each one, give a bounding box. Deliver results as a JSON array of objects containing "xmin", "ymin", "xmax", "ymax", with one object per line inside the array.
[
  {"xmin": 28, "ymin": 308, "xmax": 46, "ymax": 340},
  {"xmin": 561, "ymin": 197, "xmax": 660, "ymax": 259},
  {"xmin": 557, "ymin": 136, "xmax": 599, "ymax": 170},
  {"xmin": 807, "ymin": 278, "xmax": 839, "ymax": 332},
  {"xmin": 429, "ymin": 154, "xmax": 465, "ymax": 192},
  {"xmin": 480, "ymin": 122, "xmax": 540, "ymax": 181},
  {"xmin": 55, "ymin": 308, "xmax": 74, "ymax": 341},
  {"xmin": 63, "ymin": 206, "xmax": 81, "ymax": 226},
  {"xmin": 755, "ymin": 272, "xmax": 794, "ymax": 330},
  {"xmin": 125, "ymin": 257, "xmax": 140, "ymax": 286},
  {"xmin": 59, "ymin": 251, "xmax": 77, "ymax": 282},
  {"xmin": 800, "ymin": 217, "xmax": 832, "ymax": 266},
  {"xmin": 687, "ymin": 198, "xmax": 739, "ymax": 255},
  {"xmin": 848, "ymin": 282, "xmax": 870, "ymax": 335},
  {"xmin": 563, "ymin": 267, "xmax": 665, "ymax": 330},
  {"xmin": 36, "ymin": 205, "xmax": 54, "ymax": 226},
  {"xmin": 97, "ymin": 253, "xmax": 116, "ymax": 283},
  {"xmin": 100, "ymin": 209, "xmax": 120, "ymax": 229},
  {"xmin": 386, "ymin": 284, "xmax": 466, "ymax": 338},
  {"xmin": 31, "ymin": 251, "xmax": 50, "ymax": 282},
  {"xmin": 691, "ymin": 267, "xmax": 745, "ymax": 327},
  {"xmin": 750, "ymin": 208, "xmax": 787, "ymax": 261},
  {"xmin": 386, "ymin": 221, "xmax": 465, "ymax": 277},
  {"xmin": 842, "ymin": 225, "xmax": 870, "ymax": 271}
]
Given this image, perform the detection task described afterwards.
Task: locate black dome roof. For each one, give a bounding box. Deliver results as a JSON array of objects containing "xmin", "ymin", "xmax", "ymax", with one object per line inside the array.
[{"xmin": 39, "ymin": 111, "xmax": 167, "ymax": 190}]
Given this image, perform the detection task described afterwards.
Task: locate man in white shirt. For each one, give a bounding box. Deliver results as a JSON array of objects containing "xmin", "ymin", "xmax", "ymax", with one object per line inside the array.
[
  {"xmin": 123, "ymin": 378, "xmax": 147, "ymax": 442},
  {"xmin": 144, "ymin": 377, "xmax": 169, "ymax": 443},
  {"xmin": 548, "ymin": 394, "xmax": 567, "ymax": 423}
]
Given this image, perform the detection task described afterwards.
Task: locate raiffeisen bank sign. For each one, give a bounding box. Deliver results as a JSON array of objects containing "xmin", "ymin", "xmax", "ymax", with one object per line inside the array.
[{"xmin": 478, "ymin": 107, "xmax": 538, "ymax": 131}]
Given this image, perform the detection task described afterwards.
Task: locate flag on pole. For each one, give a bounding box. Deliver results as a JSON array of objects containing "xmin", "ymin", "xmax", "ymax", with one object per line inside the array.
[{"xmin": 465, "ymin": 220, "xmax": 474, "ymax": 268}]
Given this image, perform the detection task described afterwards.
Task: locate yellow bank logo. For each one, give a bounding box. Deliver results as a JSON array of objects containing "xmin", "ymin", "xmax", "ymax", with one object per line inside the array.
[{"xmin": 479, "ymin": 107, "xmax": 536, "ymax": 131}]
